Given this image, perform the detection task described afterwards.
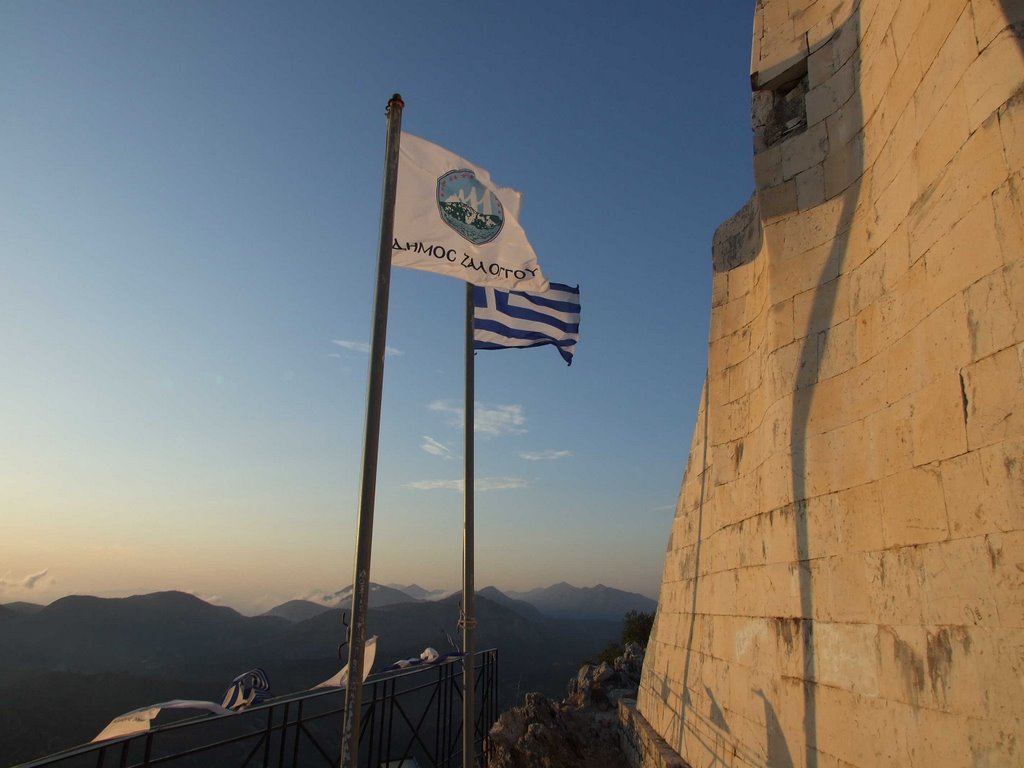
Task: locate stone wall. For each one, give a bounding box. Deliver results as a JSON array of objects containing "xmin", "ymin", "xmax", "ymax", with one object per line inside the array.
[{"xmin": 636, "ymin": 0, "xmax": 1024, "ymax": 766}]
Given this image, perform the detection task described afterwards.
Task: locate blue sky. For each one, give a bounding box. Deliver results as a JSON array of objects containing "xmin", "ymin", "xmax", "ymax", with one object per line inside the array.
[{"xmin": 1, "ymin": 1, "xmax": 755, "ymax": 614}]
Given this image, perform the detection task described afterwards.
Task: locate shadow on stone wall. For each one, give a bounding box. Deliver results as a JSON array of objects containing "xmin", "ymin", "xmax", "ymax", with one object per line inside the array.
[
  {"xmin": 783, "ymin": 7, "xmax": 863, "ymax": 768},
  {"xmin": 677, "ymin": 381, "xmax": 710, "ymax": 748},
  {"xmin": 788, "ymin": 6, "xmax": 863, "ymax": 764}
]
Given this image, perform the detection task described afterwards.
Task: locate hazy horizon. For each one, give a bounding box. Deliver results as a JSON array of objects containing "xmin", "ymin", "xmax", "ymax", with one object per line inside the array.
[{"xmin": 0, "ymin": 578, "xmax": 660, "ymax": 617}]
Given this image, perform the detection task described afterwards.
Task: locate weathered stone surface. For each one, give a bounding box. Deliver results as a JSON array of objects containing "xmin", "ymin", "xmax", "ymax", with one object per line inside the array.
[
  {"xmin": 637, "ymin": 1, "xmax": 1024, "ymax": 766},
  {"xmin": 491, "ymin": 645, "xmax": 648, "ymax": 768}
]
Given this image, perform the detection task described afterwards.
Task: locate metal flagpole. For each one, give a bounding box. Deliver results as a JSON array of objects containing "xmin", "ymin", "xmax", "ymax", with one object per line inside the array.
[
  {"xmin": 339, "ymin": 92, "xmax": 404, "ymax": 768},
  {"xmin": 462, "ymin": 281, "xmax": 478, "ymax": 768}
]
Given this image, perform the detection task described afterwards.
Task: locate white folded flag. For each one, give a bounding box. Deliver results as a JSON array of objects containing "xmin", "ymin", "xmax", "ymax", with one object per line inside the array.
[
  {"xmin": 393, "ymin": 133, "xmax": 548, "ymax": 292},
  {"xmin": 92, "ymin": 700, "xmax": 234, "ymax": 743},
  {"xmin": 312, "ymin": 635, "xmax": 378, "ymax": 689}
]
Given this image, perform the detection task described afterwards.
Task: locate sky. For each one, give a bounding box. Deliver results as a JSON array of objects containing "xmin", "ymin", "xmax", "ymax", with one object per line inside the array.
[{"xmin": 1, "ymin": 1, "xmax": 756, "ymax": 615}]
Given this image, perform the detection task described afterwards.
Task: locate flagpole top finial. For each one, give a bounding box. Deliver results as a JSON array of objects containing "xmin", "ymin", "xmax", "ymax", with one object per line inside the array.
[{"xmin": 387, "ymin": 93, "xmax": 405, "ymax": 114}]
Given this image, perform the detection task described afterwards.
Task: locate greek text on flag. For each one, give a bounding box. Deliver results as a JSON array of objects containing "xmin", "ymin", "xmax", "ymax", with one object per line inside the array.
[
  {"xmin": 473, "ymin": 282, "xmax": 581, "ymax": 365},
  {"xmin": 392, "ymin": 133, "xmax": 548, "ymax": 292}
]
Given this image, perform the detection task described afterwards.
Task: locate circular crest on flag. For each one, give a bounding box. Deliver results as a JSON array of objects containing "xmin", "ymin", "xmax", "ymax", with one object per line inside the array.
[{"xmin": 436, "ymin": 169, "xmax": 505, "ymax": 245}]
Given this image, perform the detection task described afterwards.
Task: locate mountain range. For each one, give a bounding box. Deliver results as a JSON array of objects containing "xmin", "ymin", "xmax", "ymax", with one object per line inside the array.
[
  {"xmin": 0, "ymin": 583, "xmax": 655, "ymax": 766},
  {"xmin": 259, "ymin": 581, "xmax": 656, "ymax": 623}
]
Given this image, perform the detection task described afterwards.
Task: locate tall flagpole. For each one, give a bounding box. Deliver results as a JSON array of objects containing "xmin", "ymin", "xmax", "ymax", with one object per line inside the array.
[
  {"xmin": 339, "ymin": 92, "xmax": 404, "ymax": 768},
  {"xmin": 462, "ymin": 281, "xmax": 478, "ymax": 768}
]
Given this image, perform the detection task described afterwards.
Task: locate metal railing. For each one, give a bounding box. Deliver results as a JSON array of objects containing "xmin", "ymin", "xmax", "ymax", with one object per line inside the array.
[{"xmin": 19, "ymin": 649, "xmax": 498, "ymax": 768}]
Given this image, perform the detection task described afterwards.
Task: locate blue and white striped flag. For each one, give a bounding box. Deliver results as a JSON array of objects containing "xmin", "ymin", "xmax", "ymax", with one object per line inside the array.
[
  {"xmin": 473, "ymin": 282, "xmax": 581, "ymax": 365},
  {"xmin": 221, "ymin": 667, "xmax": 271, "ymax": 711}
]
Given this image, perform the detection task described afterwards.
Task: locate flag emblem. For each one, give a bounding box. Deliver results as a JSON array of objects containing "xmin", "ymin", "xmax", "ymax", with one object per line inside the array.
[
  {"xmin": 393, "ymin": 133, "xmax": 547, "ymax": 291},
  {"xmin": 437, "ymin": 170, "xmax": 505, "ymax": 245}
]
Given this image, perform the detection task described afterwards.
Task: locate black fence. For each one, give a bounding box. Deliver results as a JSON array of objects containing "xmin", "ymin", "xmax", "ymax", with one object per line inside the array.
[{"xmin": 19, "ymin": 649, "xmax": 498, "ymax": 768}]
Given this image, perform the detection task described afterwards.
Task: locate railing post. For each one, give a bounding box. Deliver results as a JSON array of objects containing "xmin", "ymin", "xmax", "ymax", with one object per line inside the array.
[{"xmin": 292, "ymin": 700, "xmax": 304, "ymax": 767}]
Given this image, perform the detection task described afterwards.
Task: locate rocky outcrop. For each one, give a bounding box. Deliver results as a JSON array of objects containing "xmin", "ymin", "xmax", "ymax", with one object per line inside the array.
[{"xmin": 488, "ymin": 645, "xmax": 646, "ymax": 768}]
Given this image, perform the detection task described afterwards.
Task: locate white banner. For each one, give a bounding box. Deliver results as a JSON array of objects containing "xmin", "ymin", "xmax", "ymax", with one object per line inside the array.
[{"xmin": 393, "ymin": 133, "xmax": 548, "ymax": 291}]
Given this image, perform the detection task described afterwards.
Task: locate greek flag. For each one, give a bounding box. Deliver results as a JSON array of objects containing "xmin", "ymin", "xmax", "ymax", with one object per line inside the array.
[
  {"xmin": 221, "ymin": 667, "xmax": 271, "ymax": 711},
  {"xmin": 473, "ymin": 282, "xmax": 580, "ymax": 365}
]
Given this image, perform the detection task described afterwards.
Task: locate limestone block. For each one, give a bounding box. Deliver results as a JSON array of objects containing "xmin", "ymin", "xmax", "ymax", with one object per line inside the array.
[
  {"xmin": 966, "ymin": 710, "xmax": 1024, "ymax": 767},
  {"xmin": 783, "ymin": 121, "xmax": 831, "ymax": 181},
  {"xmin": 965, "ymin": 268, "xmax": 1017, "ymax": 361},
  {"xmin": 714, "ymin": 276, "xmax": 734, "ymax": 314},
  {"xmin": 869, "ymin": 157, "xmax": 918, "ymax": 252},
  {"xmin": 727, "ymin": 258, "xmax": 757, "ymax": 303},
  {"xmin": 913, "ymin": 81, "xmax": 970, "ymax": 194},
  {"xmin": 864, "ymin": 397, "xmax": 915, "ymax": 477},
  {"xmin": 869, "ymin": 553, "xmax": 925, "ymax": 629},
  {"xmin": 849, "ymin": 228, "xmax": 909, "ymax": 321},
  {"xmin": 769, "ymin": 238, "xmax": 840, "ymax": 307},
  {"xmin": 825, "ymin": 417, "xmax": 873, "ymax": 492},
  {"xmin": 761, "ymin": 504, "xmax": 798, "ymax": 564},
  {"xmin": 980, "ymin": 438, "xmax": 1024, "ymax": 525},
  {"xmin": 920, "ymin": 537, "xmax": 1000, "ymax": 627},
  {"xmin": 754, "ymin": 143, "xmax": 784, "ymax": 190},
  {"xmin": 870, "ymin": 99, "xmax": 918, "ymax": 205},
  {"xmin": 986, "ymin": 531, "xmax": 1024, "ymax": 626},
  {"xmin": 861, "ymin": 0, "xmax": 899, "ymax": 51},
  {"xmin": 824, "ymin": 129, "xmax": 865, "ymax": 199},
  {"xmin": 972, "ymin": 0, "xmax": 1024, "ymax": 50},
  {"xmin": 992, "ymin": 174, "xmax": 1024, "ymax": 268},
  {"xmin": 965, "ymin": 27, "xmax": 1024, "ymax": 131},
  {"xmin": 759, "ymin": 177, "xmax": 799, "ymax": 222},
  {"xmin": 760, "ymin": 561, "xmax": 804, "ymax": 617},
  {"xmin": 836, "ymin": 482, "xmax": 886, "ymax": 552},
  {"xmin": 962, "ymin": 345, "xmax": 1024, "ymax": 449},
  {"xmin": 812, "ymin": 621, "xmax": 880, "ymax": 695},
  {"xmin": 902, "ymin": 701, "xmax": 974, "ymax": 766},
  {"xmin": 854, "ymin": 300, "xmax": 882, "ymax": 363},
  {"xmin": 816, "ymin": 316, "xmax": 858, "ymax": 379},
  {"xmin": 809, "ymin": 33, "xmax": 837, "ymax": 88},
  {"xmin": 889, "ymin": 0, "xmax": 928, "ymax": 54},
  {"xmin": 941, "ymin": 442, "xmax": 1021, "ymax": 537},
  {"xmin": 974, "ymin": 626, "xmax": 1024, "ymax": 720},
  {"xmin": 923, "ymin": 198, "xmax": 1003, "ymax": 314},
  {"xmin": 858, "ymin": 28, "xmax": 899, "ymax": 123},
  {"xmin": 757, "ymin": 457, "xmax": 795, "ymax": 521},
  {"xmin": 824, "ymin": 554, "xmax": 875, "ymax": 624},
  {"xmin": 880, "ymin": 464, "xmax": 949, "ymax": 547},
  {"xmin": 782, "ymin": 189, "xmax": 857, "ymax": 255},
  {"xmin": 734, "ymin": 565, "xmax": 767, "ymax": 617},
  {"xmin": 769, "ymin": 298, "xmax": 795, "ymax": 350},
  {"xmin": 815, "ymin": 685, "xmax": 898, "ymax": 766},
  {"xmin": 912, "ymin": 9, "xmax": 978, "ymax": 141},
  {"xmin": 754, "ymin": 34, "xmax": 808, "ymax": 91},
  {"xmin": 876, "ymin": 625, "xmax": 930, "ymax": 708},
  {"xmin": 797, "ymin": 163, "xmax": 827, "ymax": 209},
  {"xmin": 793, "ymin": 275, "xmax": 850, "ymax": 339},
  {"xmin": 807, "ymin": 53, "xmax": 858, "ymax": 126},
  {"xmin": 732, "ymin": 616, "xmax": 773, "ymax": 672},
  {"xmin": 914, "ymin": 1, "xmax": 972, "ymax": 73},
  {"xmin": 799, "ymin": 367, "xmax": 854, "ymax": 436},
  {"xmin": 910, "ymin": 371, "xmax": 969, "ymax": 466},
  {"xmin": 908, "ymin": 114, "xmax": 1008, "ymax": 265}
]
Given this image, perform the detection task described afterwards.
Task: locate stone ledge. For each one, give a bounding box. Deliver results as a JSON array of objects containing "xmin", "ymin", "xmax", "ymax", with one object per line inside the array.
[{"xmin": 618, "ymin": 699, "xmax": 690, "ymax": 768}]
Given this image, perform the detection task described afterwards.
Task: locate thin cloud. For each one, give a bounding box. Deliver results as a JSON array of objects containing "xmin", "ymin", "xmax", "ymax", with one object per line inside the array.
[
  {"xmin": 520, "ymin": 449, "xmax": 573, "ymax": 461},
  {"xmin": 429, "ymin": 401, "xmax": 526, "ymax": 437},
  {"xmin": 406, "ymin": 477, "xmax": 528, "ymax": 492},
  {"xmin": 421, "ymin": 436, "xmax": 453, "ymax": 459},
  {"xmin": 0, "ymin": 568, "xmax": 51, "ymax": 595},
  {"xmin": 185, "ymin": 589, "xmax": 223, "ymax": 605},
  {"xmin": 331, "ymin": 339, "xmax": 403, "ymax": 357}
]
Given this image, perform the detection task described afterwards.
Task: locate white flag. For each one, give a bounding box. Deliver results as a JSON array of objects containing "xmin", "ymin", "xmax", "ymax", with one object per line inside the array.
[{"xmin": 393, "ymin": 133, "xmax": 548, "ymax": 291}]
